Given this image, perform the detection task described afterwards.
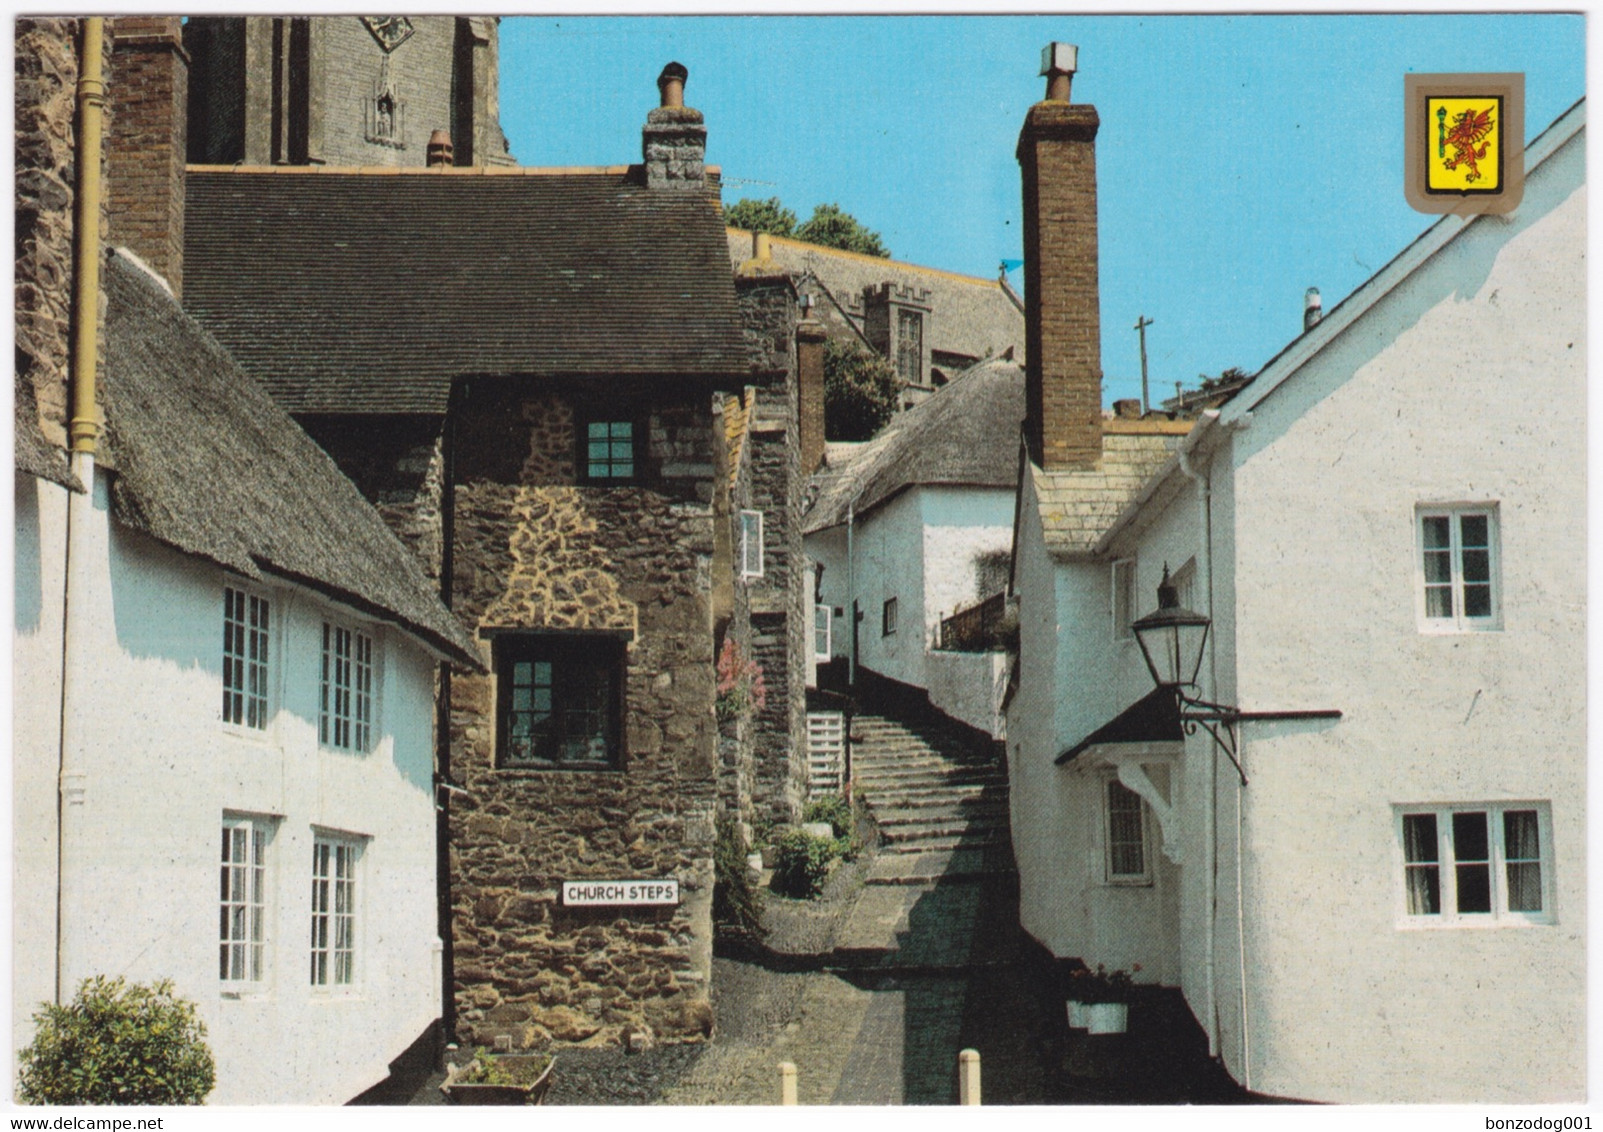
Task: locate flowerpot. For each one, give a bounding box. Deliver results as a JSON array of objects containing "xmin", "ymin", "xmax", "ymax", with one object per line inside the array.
[
  {"xmin": 1085, "ymin": 1002, "xmax": 1128, "ymax": 1035},
  {"xmin": 1065, "ymin": 1000, "xmax": 1090, "ymax": 1030},
  {"xmin": 441, "ymin": 1054, "xmax": 555, "ymax": 1105}
]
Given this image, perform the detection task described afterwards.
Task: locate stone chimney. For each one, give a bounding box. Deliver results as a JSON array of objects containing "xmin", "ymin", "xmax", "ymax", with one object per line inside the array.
[
  {"xmin": 642, "ymin": 62, "xmax": 706, "ymax": 189},
  {"xmin": 106, "ymin": 17, "xmax": 189, "ymax": 297},
  {"xmin": 1303, "ymin": 286, "xmax": 1323, "ymax": 332},
  {"xmin": 796, "ymin": 299, "xmax": 827, "ymax": 476},
  {"xmin": 1017, "ymin": 42, "xmax": 1102, "ymax": 471}
]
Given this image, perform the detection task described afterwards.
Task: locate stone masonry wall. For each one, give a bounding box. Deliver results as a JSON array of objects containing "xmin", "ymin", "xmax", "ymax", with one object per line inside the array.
[
  {"xmin": 733, "ymin": 275, "xmax": 808, "ymax": 825},
  {"xmin": 448, "ymin": 383, "xmax": 719, "ymax": 1050},
  {"xmin": 16, "ymin": 18, "xmax": 84, "ymax": 446}
]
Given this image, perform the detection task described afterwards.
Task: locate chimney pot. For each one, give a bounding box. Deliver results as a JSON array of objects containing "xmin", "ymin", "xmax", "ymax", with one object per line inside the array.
[
  {"xmin": 427, "ymin": 129, "xmax": 454, "ymax": 167},
  {"xmin": 658, "ymin": 61, "xmax": 688, "ymax": 108},
  {"xmin": 1303, "ymin": 286, "xmax": 1323, "ymax": 331},
  {"xmin": 1041, "ymin": 42, "xmax": 1078, "ymax": 102},
  {"xmin": 754, "ymin": 231, "xmax": 771, "ymax": 261}
]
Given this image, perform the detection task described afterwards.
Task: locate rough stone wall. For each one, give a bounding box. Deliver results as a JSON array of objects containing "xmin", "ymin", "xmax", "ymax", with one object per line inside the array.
[
  {"xmin": 718, "ymin": 395, "xmax": 757, "ymax": 833},
  {"xmin": 106, "ymin": 18, "xmax": 187, "ymax": 297},
  {"xmin": 297, "ymin": 414, "xmax": 447, "ymax": 581},
  {"xmin": 1018, "ymin": 101, "xmax": 1102, "ymax": 471},
  {"xmin": 16, "ymin": 18, "xmax": 84, "ymax": 446},
  {"xmin": 734, "ymin": 276, "xmax": 807, "ymax": 824},
  {"xmin": 448, "ymin": 382, "xmax": 719, "ymax": 1050}
]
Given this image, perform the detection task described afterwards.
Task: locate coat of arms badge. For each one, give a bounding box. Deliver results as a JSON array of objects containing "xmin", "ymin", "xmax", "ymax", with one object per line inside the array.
[{"xmin": 1405, "ymin": 74, "xmax": 1524, "ymax": 215}]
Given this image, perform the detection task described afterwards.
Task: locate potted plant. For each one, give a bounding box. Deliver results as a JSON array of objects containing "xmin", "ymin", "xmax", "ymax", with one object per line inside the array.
[
  {"xmin": 1065, "ymin": 964, "xmax": 1138, "ymax": 1035},
  {"xmin": 441, "ymin": 1049, "xmax": 555, "ymax": 1105}
]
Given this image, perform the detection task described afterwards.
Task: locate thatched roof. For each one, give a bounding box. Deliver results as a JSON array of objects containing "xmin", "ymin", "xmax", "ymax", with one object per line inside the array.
[
  {"xmin": 99, "ymin": 248, "xmax": 479, "ymax": 667},
  {"xmin": 804, "ymin": 357, "xmax": 1025, "ymax": 533},
  {"xmin": 726, "ymin": 229, "xmax": 1024, "ymax": 368},
  {"xmin": 14, "ymin": 369, "xmax": 81, "ymax": 491},
  {"xmin": 185, "ymin": 169, "xmax": 753, "ymax": 414}
]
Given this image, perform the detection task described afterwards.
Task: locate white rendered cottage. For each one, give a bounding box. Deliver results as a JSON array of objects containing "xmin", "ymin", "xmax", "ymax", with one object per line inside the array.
[
  {"xmin": 1007, "ymin": 98, "xmax": 1585, "ymax": 1102},
  {"xmin": 804, "ymin": 358, "xmax": 1025, "ymax": 737},
  {"xmin": 14, "ymin": 250, "xmax": 481, "ymax": 1103}
]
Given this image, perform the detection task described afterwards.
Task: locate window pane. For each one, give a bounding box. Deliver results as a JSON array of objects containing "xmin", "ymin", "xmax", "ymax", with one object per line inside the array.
[
  {"xmin": 1459, "ymin": 514, "xmax": 1488, "ymax": 548},
  {"xmin": 1423, "ymin": 550, "xmax": 1453, "ymax": 584},
  {"xmin": 1422, "ymin": 516, "xmax": 1451, "ymax": 549},
  {"xmin": 1453, "ymin": 811, "xmax": 1489, "ymax": 862},
  {"xmin": 1107, "ymin": 781, "xmax": 1146, "ymax": 877},
  {"xmin": 588, "ymin": 422, "xmax": 608, "ymax": 439},
  {"xmin": 1461, "ymin": 549, "xmax": 1490, "ymax": 584},
  {"xmin": 1463, "ymin": 584, "xmax": 1492, "ymax": 618},
  {"xmin": 1402, "ymin": 814, "xmax": 1438, "ymax": 862},
  {"xmin": 1506, "ymin": 863, "xmax": 1543, "ymax": 913},
  {"xmin": 1424, "ymin": 586, "xmax": 1453, "ymax": 618},
  {"xmin": 1406, "ymin": 866, "xmax": 1441, "ymax": 915},
  {"xmin": 1456, "ymin": 864, "xmax": 1492, "ymax": 913},
  {"xmin": 1504, "ymin": 810, "xmax": 1540, "ymax": 858}
]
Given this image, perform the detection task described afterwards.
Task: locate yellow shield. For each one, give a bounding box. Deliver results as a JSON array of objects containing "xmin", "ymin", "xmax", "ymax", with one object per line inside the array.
[{"xmin": 1426, "ymin": 96, "xmax": 1503, "ymax": 194}]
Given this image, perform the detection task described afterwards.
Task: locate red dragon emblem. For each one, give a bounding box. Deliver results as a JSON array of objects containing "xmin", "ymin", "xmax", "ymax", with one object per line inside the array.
[{"xmin": 1438, "ymin": 105, "xmax": 1496, "ymax": 183}]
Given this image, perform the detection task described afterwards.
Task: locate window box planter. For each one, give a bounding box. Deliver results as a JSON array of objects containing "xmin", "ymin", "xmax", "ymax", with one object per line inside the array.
[{"xmin": 441, "ymin": 1053, "xmax": 555, "ymax": 1105}]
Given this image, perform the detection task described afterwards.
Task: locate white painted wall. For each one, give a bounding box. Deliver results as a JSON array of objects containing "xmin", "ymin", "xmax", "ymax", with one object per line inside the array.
[
  {"xmin": 1216, "ymin": 132, "xmax": 1586, "ymax": 1103},
  {"xmin": 13, "ymin": 467, "xmax": 444, "ymax": 1104},
  {"xmin": 1011, "ymin": 121, "xmax": 1585, "ymax": 1103},
  {"xmin": 923, "ymin": 651, "xmax": 1009, "ymax": 737}
]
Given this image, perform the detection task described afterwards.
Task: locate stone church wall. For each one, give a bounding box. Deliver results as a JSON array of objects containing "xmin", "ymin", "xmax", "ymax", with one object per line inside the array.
[{"xmin": 447, "ymin": 383, "xmax": 719, "ymax": 1049}]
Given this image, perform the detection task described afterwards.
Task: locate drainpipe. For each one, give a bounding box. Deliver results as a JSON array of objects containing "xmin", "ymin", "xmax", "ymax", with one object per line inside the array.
[
  {"xmin": 57, "ymin": 15, "xmax": 107, "ymax": 1003},
  {"xmin": 1176, "ymin": 442, "xmax": 1218, "ymax": 1060}
]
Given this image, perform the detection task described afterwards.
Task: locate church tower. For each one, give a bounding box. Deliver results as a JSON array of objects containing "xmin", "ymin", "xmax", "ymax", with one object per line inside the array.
[{"xmin": 184, "ymin": 16, "xmax": 512, "ymax": 168}]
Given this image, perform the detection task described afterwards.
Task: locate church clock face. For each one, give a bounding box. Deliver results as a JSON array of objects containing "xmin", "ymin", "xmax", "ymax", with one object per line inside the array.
[{"xmin": 361, "ymin": 17, "xmax": 415, "ymax": 53}]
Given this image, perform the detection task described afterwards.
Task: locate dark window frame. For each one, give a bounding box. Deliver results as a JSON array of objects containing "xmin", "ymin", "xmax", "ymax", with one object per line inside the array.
[
  {"xmin": 493, "ymin": 633, "xmax": 627, "ymax": 771},
  {"xmin": 578, "ymin": 415, "xmax": 644, "ymax": 485},
  {"xmin": 882, "ymin": 596, "xmax": 898, "ymax": 637}
]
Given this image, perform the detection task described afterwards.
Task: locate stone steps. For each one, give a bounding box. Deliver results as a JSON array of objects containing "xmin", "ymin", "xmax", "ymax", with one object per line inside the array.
[{"xmin": 851, "ymin": 710, "xmax": 1016, "ymax": 861}]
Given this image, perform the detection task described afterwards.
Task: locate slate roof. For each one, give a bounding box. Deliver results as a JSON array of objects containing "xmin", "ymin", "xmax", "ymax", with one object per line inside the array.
[
  {"xmin": 99, "ymin": 248, "xmax": 480, "ymax": 667},
  {"xmin": 1055, "ymin": 686, "xmax": 1182, "ymax": 764},
  {"xmin": 726, "ymin": 229, "xmax": 1024, "ymax": 365},
  {"xmin": 804, "ymin": 356, "xmax": 1024, "ymax": 534},
  {"xmin": 185, "ymin": 168, "xmax": 753, "ymax": 415},
  {"xmin": 1032, "ymin": 426, "xmax": 1186, "ymax": 558}
]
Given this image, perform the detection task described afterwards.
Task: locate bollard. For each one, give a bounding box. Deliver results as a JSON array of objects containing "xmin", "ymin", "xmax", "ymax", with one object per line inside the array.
[
  {"xmin": 958, "ymin": 1048, "xmax": 981, "ymax": 1105},
  {"xmin": 778, "ymin": 1060, "xmax": 798, "ymax": 1105}
]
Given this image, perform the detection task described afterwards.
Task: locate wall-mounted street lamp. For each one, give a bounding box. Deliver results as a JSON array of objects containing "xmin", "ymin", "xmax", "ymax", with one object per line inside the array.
[{"xmin": 1131, "ymin": 566, "xmax": 1342, "ymax": 785}]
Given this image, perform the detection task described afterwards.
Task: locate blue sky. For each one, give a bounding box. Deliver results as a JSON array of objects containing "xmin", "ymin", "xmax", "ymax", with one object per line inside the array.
[{"xmin": 499, "ymin": 14, "xmax": 1584, "ymax": 407}]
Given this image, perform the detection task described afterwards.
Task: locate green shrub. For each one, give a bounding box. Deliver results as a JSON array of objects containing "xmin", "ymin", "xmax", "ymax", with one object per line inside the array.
[
  {"xmin": 713, "ymin": 817, "xmax": 766, "ymax": 939},
  {"xmin": 770, "ymin": 829, "xmax": 838, "ymax": 899},
  {"xmin": 803, "ymin": 795, "xmax": 852, "ymax": 838},
  {"xmin": 18, "ymin": 977, "xmax": 215, "ymax": 1105}
]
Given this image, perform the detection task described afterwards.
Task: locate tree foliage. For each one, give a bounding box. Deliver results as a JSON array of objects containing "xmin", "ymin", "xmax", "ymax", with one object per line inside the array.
[
  {"xmin": 796, "ymin": 202, "xmax": 889, "ymax": 258},
  {"xmin": 723, "ymin": 196, "xmax": 797, "ymax": 237},
  {"xmin": 18, "ymin": 977, "xmax": 216, "ymax": 1105},
  {"xmin": 824, "ymin": 339, "xmax": 899, "ymax": 441}
]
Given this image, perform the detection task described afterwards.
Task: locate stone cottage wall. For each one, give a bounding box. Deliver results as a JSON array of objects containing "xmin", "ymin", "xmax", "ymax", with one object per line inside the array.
[
  {"xmin": 16, "ymin": 17, "xmax": 87, "ymax": 445},
  {"xmin": 734, "ymin": 275, "xmax": 808, "ymax": 826},
  {"xmin": 447, "ymin": 383, "xmax": 719, "ymax": 1049}
]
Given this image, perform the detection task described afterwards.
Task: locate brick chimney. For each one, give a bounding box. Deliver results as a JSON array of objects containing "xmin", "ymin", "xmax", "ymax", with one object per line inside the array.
[
  {"xmin": 1017, "ymin": 43, "xmax": 1102, "ymax": 470},
  {"xmin": 642, "ymin": 62, "xmax": 705, "ymax": 189},
  {"xmin": 106, "ymin": 17, "xmax": 189, "ymax": 297}
]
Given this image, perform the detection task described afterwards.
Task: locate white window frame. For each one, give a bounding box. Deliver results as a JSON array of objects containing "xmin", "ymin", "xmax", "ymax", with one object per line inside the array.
[
  {"xmin": 310, "ymin": 832, "xmax": 364, "ymax": 989},
  {"xmin": 320, "ymin": 620, "xmax": 376, "ymax": 752},
  {"xmin": 1393, "ymin": 802, "xmax": 1553, "ymax": 927},
  {"xmin": 222, "ymin": 586, "xmax": 272, "ymax": 731},
  {"xmin": 220, "ymin": 815, "xmax": 273, "ymax": 992},
  {"xmin": 1111, "ymin": 558, "xmax": 1136, "ymax": 642},
  {"xmin": 1415, "ymin": 504, "xmax": 1501, "ymax": 632},
  {"xmin": 814, "ymin": 603, "xmax": 833, "ymax": 659},
  {"xmin": 1101, "ymin": 774, "xmax": 1152, "ymax": 885},
  {"xmin": 739, "ymin": 510, "xmax": 764, "ymax": 579}
]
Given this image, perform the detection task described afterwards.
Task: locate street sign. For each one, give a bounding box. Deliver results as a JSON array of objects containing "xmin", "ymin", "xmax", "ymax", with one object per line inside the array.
[{"xmin": 561, "ymin": 879, "xmax": 680, "ymax": 907}]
